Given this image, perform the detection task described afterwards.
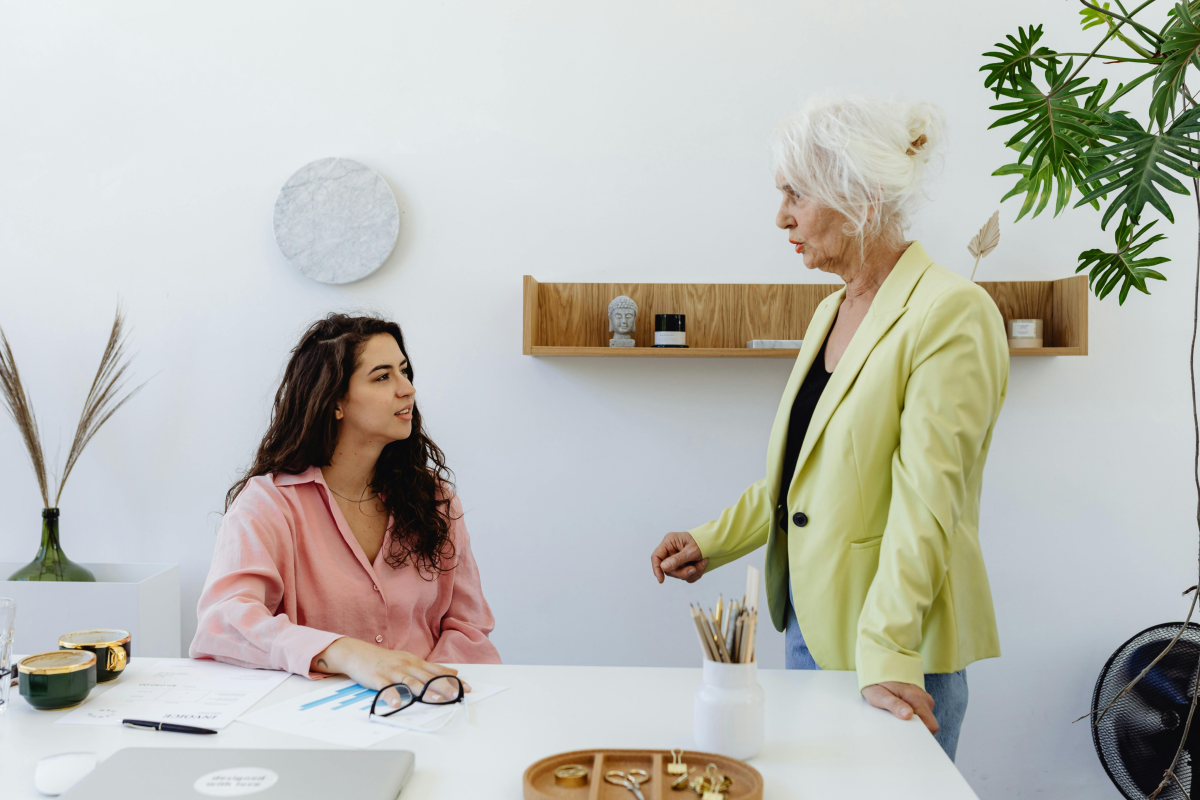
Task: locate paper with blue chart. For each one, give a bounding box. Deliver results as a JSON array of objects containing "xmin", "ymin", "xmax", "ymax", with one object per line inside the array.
[{"xmin": 239, "ymin": 677, "xmax": 506, "ymax": 748}]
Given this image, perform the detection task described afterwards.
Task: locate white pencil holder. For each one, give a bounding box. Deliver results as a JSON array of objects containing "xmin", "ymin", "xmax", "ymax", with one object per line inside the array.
[{"xmin": 694, "ymin": 658, "xmax": 765, "ymax": 760}]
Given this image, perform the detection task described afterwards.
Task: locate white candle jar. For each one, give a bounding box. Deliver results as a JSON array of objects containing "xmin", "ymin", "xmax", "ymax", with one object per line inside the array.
[{"xmin": 694, "ymin": 659, "xmax": 765, "ymax": 759}]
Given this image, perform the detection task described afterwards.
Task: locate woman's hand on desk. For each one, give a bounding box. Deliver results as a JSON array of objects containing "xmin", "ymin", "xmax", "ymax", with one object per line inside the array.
[
  {"xmin": 861, "ymin": 682, "xmax": 938, "ymax": 734},
  {"xmin": 651, "ymin": 532, "xmax": 709, "ymax": 584},
  {"xmin": 310, "ymin": 638, "xmax": 472, "ymax": 698}
]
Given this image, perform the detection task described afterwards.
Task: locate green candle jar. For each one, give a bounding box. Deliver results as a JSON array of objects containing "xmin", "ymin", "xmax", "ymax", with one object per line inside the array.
[{"xmin": 18, "ymin": 650, "xmax": 97, "ymax": 710}]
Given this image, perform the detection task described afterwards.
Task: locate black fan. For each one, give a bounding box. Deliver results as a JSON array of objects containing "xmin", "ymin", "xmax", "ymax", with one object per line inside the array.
[{"xmin": 1092, "ymin": 622, "xmax": 1200, "ymax": 799}]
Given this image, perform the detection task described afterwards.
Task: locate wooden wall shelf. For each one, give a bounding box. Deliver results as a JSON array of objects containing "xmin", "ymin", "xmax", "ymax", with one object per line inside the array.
[{"xmin": 523, "ymin": 275, "xmax": 1088, "ymax": 358}]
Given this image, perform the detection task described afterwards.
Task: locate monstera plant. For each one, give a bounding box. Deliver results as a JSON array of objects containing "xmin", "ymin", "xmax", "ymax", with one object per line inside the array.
[{"xmin": 981, "ymin": 3, "xmax": 1200, "ymax": 795}]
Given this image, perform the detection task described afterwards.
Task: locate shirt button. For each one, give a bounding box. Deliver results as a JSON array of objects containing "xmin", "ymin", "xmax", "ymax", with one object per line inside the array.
[
  {"xmin": 793, "ymin": 512, "xmax": 808, "ymax": 527},
  {"xmin": 375, "ymin": 635, "xmax": 383, "ymax": 643},
  {"xmin": 372, "ymin": 585, "xmax": 378, "ymax": 592}
]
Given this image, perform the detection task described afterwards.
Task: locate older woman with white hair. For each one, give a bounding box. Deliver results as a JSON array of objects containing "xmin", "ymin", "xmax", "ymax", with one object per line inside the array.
[{"xmin": 649, "ymin": 96, "xmax": 1008, "ymax": 760}]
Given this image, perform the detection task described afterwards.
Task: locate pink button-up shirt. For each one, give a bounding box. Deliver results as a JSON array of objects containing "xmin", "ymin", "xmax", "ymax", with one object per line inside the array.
[{"xmin": 190, "ymin": 467, "xmax": 500, "ymax": 676}]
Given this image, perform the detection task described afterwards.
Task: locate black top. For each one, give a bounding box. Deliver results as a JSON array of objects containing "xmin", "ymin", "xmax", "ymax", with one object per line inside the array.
[{"xmin": 777, "ymin": 331, "xmax": 834, "ymax": 524}]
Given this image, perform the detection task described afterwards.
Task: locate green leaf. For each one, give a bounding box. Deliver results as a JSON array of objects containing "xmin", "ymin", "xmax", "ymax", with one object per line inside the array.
[
  {"xmin": 1075, "ymin": 107, "xmax": 1200, "ymax": 227},
  {"xmin": 1149, "ymin": 2, "xmax": 1200, "ymax": 130},
  {"xmin": 1080, "ymin": 2, "xmax": 1112, "ymax": 31},
  {"xmin": 1076, "ymin": 215, "xmax": 1169, "ymax": 304},
  {"xmin": 992, "ymin": 146, "xmax": 1104, "ymax": 221},
  {"xmin": 980, "ymin": 24, "xmax": 1061, "ymax": 98},
  {"xmin": 1084, "ymin": 2, "xmax": 1108, "ymax": 30},
  {"xmin": 988, "ymin": 59, "xmax": 1104, "ymax": 181}
]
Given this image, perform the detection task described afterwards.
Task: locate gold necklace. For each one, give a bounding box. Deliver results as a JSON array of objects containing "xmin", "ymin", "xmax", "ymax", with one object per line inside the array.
[{"xmin": 327, "ymin": 485, "xmax": 378, "ymax": 503}]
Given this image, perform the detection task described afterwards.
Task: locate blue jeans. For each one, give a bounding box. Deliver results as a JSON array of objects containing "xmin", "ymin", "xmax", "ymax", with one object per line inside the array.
[{"xmin": 785, "ymin": 589, "xmax": 968, "ymax": 761}]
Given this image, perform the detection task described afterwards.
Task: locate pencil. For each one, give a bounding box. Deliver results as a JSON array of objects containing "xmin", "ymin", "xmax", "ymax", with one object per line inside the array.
[
  {"xmin": 725, "ymin": 604, "xmax": 738, "ymax": 661},
  {"xmin": 690, "ymin": 605, "xmax": 716, "ymax": 661},
  {"xmin": 709, "ymin": 608, "xmax": 733, "ymax": 663},
  {"xmin": 699, "ymin": 608, "xmax": 728, "ymax": 663},
  {"xmin": 695, "ymin": 605, "xmax": 722, "ymax": 662},
  {"xmin": 693, "ymin": 604, "xmax": 718, "ymax": 661}
]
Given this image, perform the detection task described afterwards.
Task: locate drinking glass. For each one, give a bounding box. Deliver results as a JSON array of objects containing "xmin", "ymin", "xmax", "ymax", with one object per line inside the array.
[{"xmin": 0, "ymin": 598, "xmax": 15, "ymax": 715}]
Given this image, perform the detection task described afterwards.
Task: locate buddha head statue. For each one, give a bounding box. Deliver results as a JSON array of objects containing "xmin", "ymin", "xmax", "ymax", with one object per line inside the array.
[{"xmin": 608, "ymin": 295, "xmax": 638, "ymax": 337}]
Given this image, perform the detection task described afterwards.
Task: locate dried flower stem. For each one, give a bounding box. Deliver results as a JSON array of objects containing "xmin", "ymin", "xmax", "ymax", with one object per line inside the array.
[
  {"xmin": 54, "ymin": 307, "xmax": 145, "ymax": 505},
  {"xmin": 0, "ymin": 305, "xmax": 144, "ymax": 509},
  {"xmin": 0, "ymin": 330, "xmax": 50, "ymax": 506}
]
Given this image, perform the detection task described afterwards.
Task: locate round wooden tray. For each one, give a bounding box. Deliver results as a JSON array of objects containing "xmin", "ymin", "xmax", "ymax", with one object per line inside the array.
[{"xmin": 523, "ymin": 748, "xmax": 762, "ymax": 800}]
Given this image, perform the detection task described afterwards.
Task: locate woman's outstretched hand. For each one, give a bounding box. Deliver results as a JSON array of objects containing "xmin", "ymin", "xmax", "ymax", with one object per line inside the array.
[
  {"xmin": 861, "ymin": 681, "xmax": 938, "ymax": 734},
  {"xmin": 310, "ymin": 637, "xmax": 472, "ymax": 700},
  {"xmin": 651, "ymin": 531, "xmax": 709, "ymax": 584}
]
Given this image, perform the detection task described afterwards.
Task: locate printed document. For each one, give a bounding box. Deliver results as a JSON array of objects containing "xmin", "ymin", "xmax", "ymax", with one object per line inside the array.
[{"xmin": 57, "ymin": 659, "xmax": 290, "ymax": 729}]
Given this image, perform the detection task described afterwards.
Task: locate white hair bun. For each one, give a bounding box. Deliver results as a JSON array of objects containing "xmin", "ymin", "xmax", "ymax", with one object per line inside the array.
[{"xmin": 772, "ymin": 96, "xmax": 945, "ymax": 242}]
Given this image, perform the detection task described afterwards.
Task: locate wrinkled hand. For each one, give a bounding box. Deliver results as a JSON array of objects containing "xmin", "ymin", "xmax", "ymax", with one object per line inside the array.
[
  {"xmin": 651, "ymin": 531, "xmax": 709, "ymax": 584},
  {"xmin": 311, "ymin": 637, "xmax": 472, "ymax": 701},
  {"xmin": 861, "ymin": 681, "xmax": 938, "ymax": 734}
]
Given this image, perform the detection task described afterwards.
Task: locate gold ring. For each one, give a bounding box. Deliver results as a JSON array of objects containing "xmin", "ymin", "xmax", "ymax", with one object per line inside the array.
[{"xmin": 554, "ymin": 764, "xmax": 588, "ymax": 788}]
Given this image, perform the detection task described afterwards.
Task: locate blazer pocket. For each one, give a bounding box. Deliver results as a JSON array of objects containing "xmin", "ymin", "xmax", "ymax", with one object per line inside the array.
[{"xmin": 849, "ymin": 536, "xmax": 883, "ymax": 551}]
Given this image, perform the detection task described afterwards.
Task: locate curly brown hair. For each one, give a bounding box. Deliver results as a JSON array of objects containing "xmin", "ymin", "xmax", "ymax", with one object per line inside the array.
[{"xmin": 226, "ymin": 313, "xmax": 456, "ymax": 576}]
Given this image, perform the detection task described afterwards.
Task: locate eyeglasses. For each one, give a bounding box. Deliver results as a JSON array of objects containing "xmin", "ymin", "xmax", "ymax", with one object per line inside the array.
[{"xmin": 368, "ymin": 675, "xmax": 465, "ymax": 732}]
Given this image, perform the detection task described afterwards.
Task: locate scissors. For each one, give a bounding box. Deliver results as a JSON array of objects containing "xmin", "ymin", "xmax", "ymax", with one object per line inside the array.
[{"xmin": 605, "ymin": 769, "xmax": 650, "ymax": 800}]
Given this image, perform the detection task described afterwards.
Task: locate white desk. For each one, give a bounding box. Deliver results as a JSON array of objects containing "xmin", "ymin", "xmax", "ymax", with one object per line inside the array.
[{"xmin": 1, "ymin": 658, "xmax": 978, "ymax": 799}]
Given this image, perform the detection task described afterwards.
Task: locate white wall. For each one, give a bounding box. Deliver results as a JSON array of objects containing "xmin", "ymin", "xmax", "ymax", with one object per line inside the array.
[{"xmin": 0, "ymin": 1, "xmax": 1193, "ymax": 796}]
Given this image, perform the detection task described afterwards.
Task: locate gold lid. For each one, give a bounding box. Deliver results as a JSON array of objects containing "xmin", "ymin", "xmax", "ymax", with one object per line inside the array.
[
  {"xmin": 59, "ymin": 629, "xmax": 131, "ymax": 649},
  {"xmin": 18, "ymin": 650, "xmax": 96, "ymax": 675}
]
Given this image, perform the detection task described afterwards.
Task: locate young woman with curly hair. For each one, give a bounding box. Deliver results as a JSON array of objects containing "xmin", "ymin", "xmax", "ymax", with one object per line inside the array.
[{"xmin": 190, "ymin": 313, "xmax": 500, "ymax": 694}]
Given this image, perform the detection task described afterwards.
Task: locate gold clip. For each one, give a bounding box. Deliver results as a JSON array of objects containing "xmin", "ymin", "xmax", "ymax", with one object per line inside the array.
[
  {"xmin": 690, "ymin": 764, "xmax": 733, "ymax": 797},
  {"xmin": 667, "ymin": 749, "xmax": 688, "ymax": 775}
]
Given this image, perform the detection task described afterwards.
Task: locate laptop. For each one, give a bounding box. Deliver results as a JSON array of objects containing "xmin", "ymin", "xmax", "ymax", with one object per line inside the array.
[{"xmin": 62, "ymin": 748, "xmax": 415, "ymax": 799}]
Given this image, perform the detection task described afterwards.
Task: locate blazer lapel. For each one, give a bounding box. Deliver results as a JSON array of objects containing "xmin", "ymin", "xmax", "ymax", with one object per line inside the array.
[
  {"xmin": 763, "ymin": 291, "xmax": 843, "ymax": 499},
  {"xmin": 784, "ymin": 242, "xmax": 935, "ymax": 505}
]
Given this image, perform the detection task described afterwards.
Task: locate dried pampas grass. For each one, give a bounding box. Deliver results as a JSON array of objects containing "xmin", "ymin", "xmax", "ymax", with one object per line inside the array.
[
  {"xmin": 0, "ymin": 306, "xmax": 145, "ymax": 508},
  {"xmin": 0, "ymin": 330, "xmax": 50, "ymax": 506}
]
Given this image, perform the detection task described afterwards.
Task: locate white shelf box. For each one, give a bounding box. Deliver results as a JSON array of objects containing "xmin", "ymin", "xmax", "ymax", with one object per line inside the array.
[{"xmin": 0, "ymin": 563, "xmax": 180, "ymax": 657}]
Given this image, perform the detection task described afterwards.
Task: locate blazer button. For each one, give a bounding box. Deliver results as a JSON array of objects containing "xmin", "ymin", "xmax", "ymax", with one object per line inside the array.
[
  {"xmin": 375, "ymin": 635, "xmax": 383, "ymax": 643},
  {"xmin": 793, "ymin": 512, "xmax": 808, "ymax": 527}
]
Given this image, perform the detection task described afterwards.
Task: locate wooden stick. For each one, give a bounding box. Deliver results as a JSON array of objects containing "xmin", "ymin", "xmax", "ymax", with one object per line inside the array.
[
  {"xmin": 690, "ymin": 605, "xmax": 717, "ymax": 661},
  {"xmin": 725, "ymin": 604, "xmax": 738, "ymax": 661},
  {"xmin": 746, "ymin": 613, "xmax": 758, "ymax": 663},
  {"xmin": 709, "ymin": 609, "xmax": 733, "ymax": 663},
  {"xmin": 695, "ymin": 606, "xmax": 722, "ymax": 662},
  {"xmin": 745, "ymin": 566, "xmax": 760, "ymax": 614},
  {"xmin": 733, "ymin": 614, "xmax": 745, "ymax": 664}
]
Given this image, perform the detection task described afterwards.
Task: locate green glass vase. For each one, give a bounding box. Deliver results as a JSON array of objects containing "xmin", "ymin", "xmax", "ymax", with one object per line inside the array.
[{"xmin": 7, "ymin": 508, "xmax": 95, "ymax": 582}]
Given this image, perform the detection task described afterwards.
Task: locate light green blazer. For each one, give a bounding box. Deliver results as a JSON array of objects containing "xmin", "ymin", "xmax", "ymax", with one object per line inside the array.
[{"xmin": 690, "ymin": 242, "xmax": 1008, "ymax": 690}]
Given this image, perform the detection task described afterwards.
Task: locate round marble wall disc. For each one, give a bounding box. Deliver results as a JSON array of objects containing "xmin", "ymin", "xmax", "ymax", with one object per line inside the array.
[{"xmin": 272, "ymin": 157, "xmax": 400, "ymax": 284}]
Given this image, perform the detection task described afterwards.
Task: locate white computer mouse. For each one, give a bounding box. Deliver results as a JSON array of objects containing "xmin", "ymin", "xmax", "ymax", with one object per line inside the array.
[{"xmin": 33, "ymin": 752, "xmax": 98, "ymax": 796}]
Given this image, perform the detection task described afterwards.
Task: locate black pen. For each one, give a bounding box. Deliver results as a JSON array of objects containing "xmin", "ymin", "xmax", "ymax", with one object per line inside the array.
[{"xmin": 122, "ymin": 719, "xmax": 218, "ymax": 735}]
